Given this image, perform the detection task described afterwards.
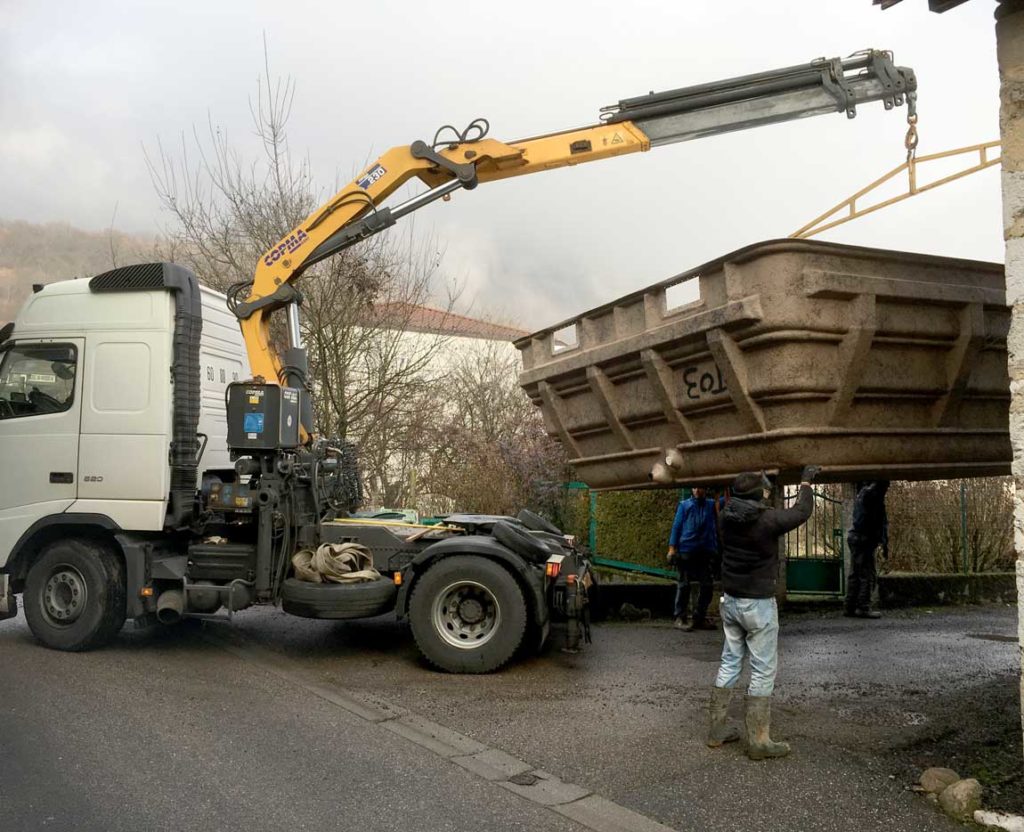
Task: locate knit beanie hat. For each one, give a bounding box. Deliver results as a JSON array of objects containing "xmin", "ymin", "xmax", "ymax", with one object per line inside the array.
[{"xmin": 732, "ymin": 471, "xmax": 767, "ymax": 499}]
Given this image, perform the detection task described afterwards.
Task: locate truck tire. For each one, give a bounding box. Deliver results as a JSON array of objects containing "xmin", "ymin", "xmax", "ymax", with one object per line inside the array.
[
  {"xmin": 23, "ymin": 538, "xmax": 126, "ymax": 651},
  {"xmin": 492, "ymin": 521, "xmax": 550, "ymax": 564},
  {"xmin": 280, "ymin": 577, "xmax": 396, "ymax": 619},
  {"xmin": 409, "ymin": 556, "xmax": 527, "ymax": 674},
  {"xmin": 517, "ymin": 509, "xmax": 562, "ymax": 536}
]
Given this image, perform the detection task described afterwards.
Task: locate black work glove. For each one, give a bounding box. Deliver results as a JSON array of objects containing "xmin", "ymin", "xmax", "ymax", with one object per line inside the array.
[{"xmin": 800, "ymin": 465, "xmax": 822, "ymax": 483}]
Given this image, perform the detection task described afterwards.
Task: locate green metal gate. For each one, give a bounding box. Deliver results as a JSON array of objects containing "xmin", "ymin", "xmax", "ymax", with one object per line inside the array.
[
  {"xmin": 784, "ymin": 486, "xmax": 845, "ymax": 596},
  {"xmin": 553, "ymin": 482, "xmax": 846, "ymax": 593}
]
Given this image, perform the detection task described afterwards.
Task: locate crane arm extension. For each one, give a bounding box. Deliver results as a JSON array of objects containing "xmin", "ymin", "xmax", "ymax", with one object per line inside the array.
[{"xmin": 234, "ymin": 50, "xmax": 916, "ymax": 426}]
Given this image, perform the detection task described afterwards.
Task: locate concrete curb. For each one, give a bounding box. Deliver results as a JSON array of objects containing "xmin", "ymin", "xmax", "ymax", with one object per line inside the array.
[
  {"xmin": 555, "ymin": 795, "xmax": 679, "ymax": 832},
  {"xmin": 500, "ymin": 769, "xmax": 591, "ymax": 806},
  {"xmin": 200, "ymin": 624, "xmax": 680, "ymax": 832},
  {"xmin": 381, "ymin": 713, "xmax": 487, "ymax": 758}
]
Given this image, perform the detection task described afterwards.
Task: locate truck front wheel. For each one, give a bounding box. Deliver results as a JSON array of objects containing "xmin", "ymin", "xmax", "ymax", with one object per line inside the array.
[
  {"xmin": 24, "ymin": 538, "xmax": 126, "ymax": 651},
  {"xmin": 409, "ymin": 556, "xmax": 527, "ymax": 674}
]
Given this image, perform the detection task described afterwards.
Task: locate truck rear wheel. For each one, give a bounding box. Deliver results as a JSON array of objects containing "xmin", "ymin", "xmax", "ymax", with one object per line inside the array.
[
  {"xmin": 409, "ymin": 556, "xmax": 527, "ymax": 674},
  {"xmin": 24, "ymin": 538, "xmax": 126, "ymax": 651}
]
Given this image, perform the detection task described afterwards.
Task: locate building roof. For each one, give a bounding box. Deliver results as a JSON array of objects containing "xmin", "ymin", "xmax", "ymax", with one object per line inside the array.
[
  {"xmin": 873, "ymin": 0, "xmax": 970, "ymax": 10},
  {"xmin": 370, "ymin": 302, "xmax": 530, "ymax": 341}
]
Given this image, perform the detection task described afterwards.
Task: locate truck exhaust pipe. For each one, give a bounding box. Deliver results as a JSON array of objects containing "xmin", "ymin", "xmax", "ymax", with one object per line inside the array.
[{"xmin": 156, "ymin": 589, "xmax": 185, "ymax": 624}]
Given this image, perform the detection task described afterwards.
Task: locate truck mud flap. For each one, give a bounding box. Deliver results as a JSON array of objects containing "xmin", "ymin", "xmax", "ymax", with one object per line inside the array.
[{"xmin": 0, "ymin": 574, "xmax": 17, "ymax": 621}]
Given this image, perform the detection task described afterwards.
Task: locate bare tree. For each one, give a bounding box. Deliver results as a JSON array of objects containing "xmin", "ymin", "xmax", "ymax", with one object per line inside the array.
[
  {"xmin": 146, "ymin": 50, "xmax": 457, "ymax": 506},
  {"xmin": 885, "ymin": 478, "xmax": 1014, "ymax": 573},
  {"xmin": 421, "ymin": 340, "xmax": 569, "ymax": 516}
]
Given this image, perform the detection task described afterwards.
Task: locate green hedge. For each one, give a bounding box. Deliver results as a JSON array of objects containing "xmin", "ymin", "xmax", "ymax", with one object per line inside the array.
[
  {"xmin": 539, "ymin": 486, "xmax": 691, "ymax": 567},
  {"xmin": 595, "ymin": 490, "xmax": 682, "ymax": 569},
  {"xmin": 544, "ymin": 487, "xmax": 590, "ymax": 544}
]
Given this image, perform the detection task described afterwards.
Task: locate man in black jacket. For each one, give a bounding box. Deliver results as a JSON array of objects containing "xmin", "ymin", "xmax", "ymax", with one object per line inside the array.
[
  {"xmin": 706, "ymin": 468, "xmax": 816, "ymax": 761},
  {"xmin": 845, "ymin": 480, "xmax": 890, "ymax": 619}
]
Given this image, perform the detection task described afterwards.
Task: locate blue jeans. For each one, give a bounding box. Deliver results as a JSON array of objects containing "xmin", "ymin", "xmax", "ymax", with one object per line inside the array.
[{"xmin": 714, "ymin": 594, "xmax": 779, "ymax": 697}]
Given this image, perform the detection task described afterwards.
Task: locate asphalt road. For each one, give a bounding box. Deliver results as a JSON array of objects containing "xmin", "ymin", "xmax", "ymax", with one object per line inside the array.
[{"xmin": 1, "ymin": 603, "xmax": 1018, "ymax": 832}]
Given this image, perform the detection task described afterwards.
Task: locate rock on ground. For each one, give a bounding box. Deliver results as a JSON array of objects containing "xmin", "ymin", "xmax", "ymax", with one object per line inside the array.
[
  {"xmin": 920, "ymin": 767, "xmax": 960, "ymax": 794},
  {"xmin": 938, "ymin": 778, "xmax": 983, "ymax": 820}
]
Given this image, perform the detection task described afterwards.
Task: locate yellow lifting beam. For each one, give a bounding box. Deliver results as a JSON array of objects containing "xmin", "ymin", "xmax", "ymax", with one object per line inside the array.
[{"xmin": 791, "ymin": 140, "xmax": 1001, "ymax": 239}]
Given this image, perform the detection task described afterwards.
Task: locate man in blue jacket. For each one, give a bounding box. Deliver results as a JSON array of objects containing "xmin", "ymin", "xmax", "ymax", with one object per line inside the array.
[{"xmin": 666, "ymin": 487, "xmax": 719, "ymax": 632}]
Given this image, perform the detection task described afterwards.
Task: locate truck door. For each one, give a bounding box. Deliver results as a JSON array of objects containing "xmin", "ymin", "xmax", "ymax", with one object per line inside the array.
[{"xmin": 0, "ymin": 339, "xmax": 83, "ymax": 563}]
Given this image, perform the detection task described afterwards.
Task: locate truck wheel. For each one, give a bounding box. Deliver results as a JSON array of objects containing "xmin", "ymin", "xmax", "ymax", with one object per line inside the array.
[
  {"xmin": 409, "ymin": 556, "xmax": 527, "ymax": 674},
  {"xmin": 280, "ymin": 577, "xmax": 397, "ymax": 619},
  {"xmin": 23, "ymin": 538, "xmax": 126, "ymax": 651}
]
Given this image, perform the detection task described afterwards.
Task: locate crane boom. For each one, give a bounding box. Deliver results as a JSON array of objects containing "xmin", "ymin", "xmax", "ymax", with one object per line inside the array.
[{"xmin": 230, "ymin": 50, "xmax": 917, "ymax": 438}]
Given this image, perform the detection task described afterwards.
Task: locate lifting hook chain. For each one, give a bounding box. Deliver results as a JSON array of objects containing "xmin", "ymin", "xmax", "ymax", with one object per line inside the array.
[{"xmin": 904, "ymin": 113, "xmax": 919, "ymax": 163}]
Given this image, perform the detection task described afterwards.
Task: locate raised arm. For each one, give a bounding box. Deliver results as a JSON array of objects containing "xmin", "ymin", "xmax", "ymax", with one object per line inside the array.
[{"xmin": 767, "ymin": 484, "xmax": 815, "ymax": 536}]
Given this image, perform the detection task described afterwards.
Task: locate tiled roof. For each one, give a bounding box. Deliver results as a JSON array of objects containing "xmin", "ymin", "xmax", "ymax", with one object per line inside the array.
[
  {"xmin": 872, "ymin": 0, "xmax": 969, "ymax": 10},
  {"xmin": 370, "ymin": 302, "xmax": 529, "ymax": 341}
]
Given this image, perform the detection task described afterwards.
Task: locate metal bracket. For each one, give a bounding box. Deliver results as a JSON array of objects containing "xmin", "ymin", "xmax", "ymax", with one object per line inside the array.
[
  {"xmin": 706, "ymin": 329, "xmax": 766, "ymax": 435},
  {"xmin": 932, "ymin": 303, "xmax": 986, "ymax": 428},
  {"xmin": 826, "ymin": 294, "xmax": 876, "ymax": 426},
  {"xmin": 409, "ymin": 140, "xmax": 479, "ymax": 190},
  {"xmin": 817, "ymin": 57, "xmax": 857, "ymax": 118},
  {"xmin": 640, "ymin": 349, "xmax": 696, "ymax": 444},
  {"xmin": 868, "ymin": 50, "xmax": 905, "ymax": 111},
  {"xmin": 586, "ymin": 366, "xmax": 634, "ymax": 451},
  {"xmin": 537, "ymin": 381, "xmax": 582, "ymax": 458},
  {"xmin": 232, "ymin": 283, "xmax": 304, "ymax": 321}
]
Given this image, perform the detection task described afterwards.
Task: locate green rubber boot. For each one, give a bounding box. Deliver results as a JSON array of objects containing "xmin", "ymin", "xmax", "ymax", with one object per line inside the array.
[
  {"xmin": 706, "ymin": 686, "xmax": 741, "ymax": 748},
  {"xmin": 744, "ymin": 695, "xmax": 791, "ymax": 760}
]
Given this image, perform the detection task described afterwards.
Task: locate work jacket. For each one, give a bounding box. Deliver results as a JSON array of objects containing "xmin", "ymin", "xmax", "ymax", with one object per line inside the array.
[
  {"xmin": 719, "ymin": 485, "xmax": 813, "ymax": 598},
  {"xmin": 849, "ymin": 481, "xmax": 889, "ymax": 550},
  {"xmin": 668, "ymin": 496, "xmax": 719, "ymax": 555}
]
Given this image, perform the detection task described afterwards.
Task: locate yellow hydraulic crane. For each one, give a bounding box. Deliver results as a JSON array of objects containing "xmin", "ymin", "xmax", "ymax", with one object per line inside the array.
[{"xmin": 227, "ymin": 50, "xmax": 919, "ymax": 439}]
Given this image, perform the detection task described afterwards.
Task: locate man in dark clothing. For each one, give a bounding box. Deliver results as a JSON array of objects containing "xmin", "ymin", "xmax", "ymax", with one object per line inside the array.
[
  {"xmin": 706, "ymin": 468, "xmax": 816, "ymax": 761},
  {"xmin": 845, "ymin": 480, "xmax": 890, "ymax": 619},
  {"xmin": 666, "ymin": 487, "xmax": 718, "ymax": 631}
]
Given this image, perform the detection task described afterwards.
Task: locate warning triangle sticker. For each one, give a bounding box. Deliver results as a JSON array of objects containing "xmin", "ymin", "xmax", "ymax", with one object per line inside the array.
[{"xmin": 611, "ymin": 133, "xmax": 624, "ymax": 145}]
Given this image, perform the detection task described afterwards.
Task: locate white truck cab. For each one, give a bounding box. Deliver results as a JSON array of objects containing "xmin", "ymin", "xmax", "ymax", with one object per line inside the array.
[{"xmin": 0, "ymin": 264, "xmax": 247, "ymax": 639}]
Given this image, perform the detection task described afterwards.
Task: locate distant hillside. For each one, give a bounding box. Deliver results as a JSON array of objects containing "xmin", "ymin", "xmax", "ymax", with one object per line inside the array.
[
  {"xmin": 0, "ymin": 220, "xmax": 159, "ymax": 323},
  {"xmin": 0, "ymin": 220, "xmax": 525, "ymax": 336}
]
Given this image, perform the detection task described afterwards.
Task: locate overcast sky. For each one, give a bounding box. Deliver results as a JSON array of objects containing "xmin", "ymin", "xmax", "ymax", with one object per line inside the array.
[{"xmin": 0, "ymin": 0, "xmax": 1002, "ymax": 329}]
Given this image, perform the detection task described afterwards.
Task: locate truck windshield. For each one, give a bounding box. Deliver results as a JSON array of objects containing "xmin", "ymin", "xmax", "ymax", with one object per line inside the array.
[{"xmin": 0, "ymin": 344, "xmax": 77, "ymax": 419}]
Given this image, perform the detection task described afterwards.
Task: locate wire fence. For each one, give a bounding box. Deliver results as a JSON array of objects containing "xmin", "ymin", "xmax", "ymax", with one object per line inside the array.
[
  {"xmin": 885, "ymin": 477, "xmax": 1014, "ymax": 574},
  {"xmin": 783, "ymin": 484, "xmax": 845, "ymax": 561},
  {"xmin": 544, "ymin": 477, "xmax": 1016, "ymax": 577}
]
